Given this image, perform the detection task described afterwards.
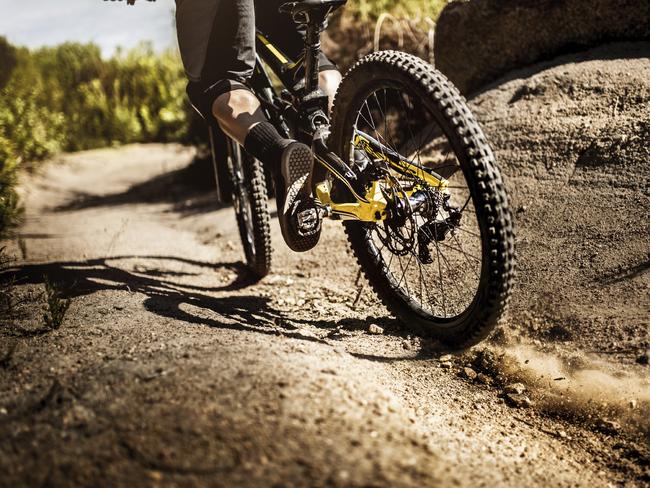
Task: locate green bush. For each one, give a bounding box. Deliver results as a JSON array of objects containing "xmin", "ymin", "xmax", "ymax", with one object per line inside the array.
[
  {"xmin": 0, "ymin": 37, "xmax": 190, "ymax": 238},
  {"xmin": 0, "ymin": 135, "xmax": 22, "ymax": 239}
]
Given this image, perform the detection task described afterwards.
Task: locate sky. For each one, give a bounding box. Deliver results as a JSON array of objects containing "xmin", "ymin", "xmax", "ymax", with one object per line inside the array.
[{"xmin": 0, "ymin": 0, "xmax": 177, "ymax": 56}]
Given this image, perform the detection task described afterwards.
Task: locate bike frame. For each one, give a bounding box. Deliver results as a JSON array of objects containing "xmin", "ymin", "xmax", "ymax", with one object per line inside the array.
[{"xmin": 246, "ymin": 18, "xmax": 450, "ymax": 222}]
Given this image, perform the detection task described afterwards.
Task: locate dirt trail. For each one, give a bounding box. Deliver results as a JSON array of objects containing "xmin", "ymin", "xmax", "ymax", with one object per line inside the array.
[{"xmin": 1, "ymin": 43, "xmax": 649, "ymax": 486}]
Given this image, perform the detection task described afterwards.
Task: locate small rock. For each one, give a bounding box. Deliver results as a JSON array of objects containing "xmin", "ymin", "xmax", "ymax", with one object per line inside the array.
[
  {"xmin": 546, "ymin": 324, "xmax": 573, "ymax": 341},
  {"xmin": 504, "ymin": 383, "xmax": 527, "ymax": 395},
  {"xmin": 368, "ymin": 324, "xmax": 384, "ymax": 335},
  {"xmin": 558, "ymin": 430, "xmax": 567, "ymax": 439},
  {"xmin": 440, "ymin": 362, "xmax": 452, "ymax": 369},
  {"xmin": 477, "ymin": 373, "xmax": 493, "ymax": 385},
  {"xmin": 629, "ymin": 399, "xmax": 637, "ymax": 409},
  {"xmin": 148, "ymin": 471, "xmax": 163, "ymax": 481},
  {"xmin": 598, "ymin": 419, "xmax": 621, "ymax": 434},
  {"xmin": 504, "ymin": 393, "xmax": 533, "ymax": 408},
  {"xmin": 439, "ymin": 354, "xmax": 454, "ymax": 362},
  {"xmin": 477, "ymin": 349, "xmax": 498, "ymax": 371},
  {"xmin": 63, "ymin": 404, "xmax": 95, "ymax": 428},
  {"xmin": 0, "ymin": 407, "xmax": 7, "ymax": 415},
  {"xmin": 636, "ymin": 351, "xmax": 649, "ymax": 365},
  {"xmin": 463, "ymin": 367, "xmax": 477, "ymax": 380}
]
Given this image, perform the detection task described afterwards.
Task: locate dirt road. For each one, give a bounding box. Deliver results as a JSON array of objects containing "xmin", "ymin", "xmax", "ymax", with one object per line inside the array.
[{"xmin": 1, "ymin": 43, "xmax": 648, "ymax": 486}]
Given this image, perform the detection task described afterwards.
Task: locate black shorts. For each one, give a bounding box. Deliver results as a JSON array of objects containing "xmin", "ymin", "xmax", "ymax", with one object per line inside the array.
[{"xmin": 176, "ymin": 0, "xmax": 337, "ymax": 118}]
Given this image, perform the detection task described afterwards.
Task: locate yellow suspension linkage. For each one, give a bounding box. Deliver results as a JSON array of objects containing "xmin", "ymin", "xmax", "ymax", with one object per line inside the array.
[
  {"xmin": 316, "ymin": 179, "xmax": 389, "ymax": 221},
  {"xmin": 315, "ymin": 135, "xmax": 451, "ymax": 222},
  {"xmin": 353, "ymin": 133, "xmax": 450, "ymax": 191}
]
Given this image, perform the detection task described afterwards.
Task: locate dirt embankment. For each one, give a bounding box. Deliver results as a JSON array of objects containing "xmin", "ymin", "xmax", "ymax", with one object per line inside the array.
[
  {"xmin": 472, "ymin": 42, "xmax": 649, "ymax": 364},
  {"xmin": 0, "ymin": 43, "xmax": 648, "ymax": 486}
]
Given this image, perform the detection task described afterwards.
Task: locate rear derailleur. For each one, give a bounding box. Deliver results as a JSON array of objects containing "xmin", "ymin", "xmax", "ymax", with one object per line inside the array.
[{"xmin": 417, "ymin": 197, "xmax": 462, "ymax": 264}]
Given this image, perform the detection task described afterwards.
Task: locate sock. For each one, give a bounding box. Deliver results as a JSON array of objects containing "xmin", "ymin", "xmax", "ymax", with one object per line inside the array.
[{"xmin": 243, "ymin": 122, "xmax": 290, "ymax": 167}]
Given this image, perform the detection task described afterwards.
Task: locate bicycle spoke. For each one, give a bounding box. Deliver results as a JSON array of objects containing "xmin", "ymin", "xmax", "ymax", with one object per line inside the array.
[{"xmin": 450, "ymin": 233, "xmax": 481, "ymax": 280}]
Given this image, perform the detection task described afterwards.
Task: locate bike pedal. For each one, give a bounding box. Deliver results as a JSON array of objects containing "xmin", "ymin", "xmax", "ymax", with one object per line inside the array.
[{"xmin": 294, "ymin": 200, "xmax": 323, "ymax": 237}]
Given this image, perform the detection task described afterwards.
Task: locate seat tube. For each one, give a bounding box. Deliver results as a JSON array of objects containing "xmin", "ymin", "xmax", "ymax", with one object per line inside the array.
[{"xmin": 303, "ymin": 23, "xmax": 321, "ymax": 94}]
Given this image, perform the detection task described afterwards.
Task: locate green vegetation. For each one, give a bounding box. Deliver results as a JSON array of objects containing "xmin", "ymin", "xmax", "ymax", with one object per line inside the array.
[
  {"xmin": 0, "ymin": 37, "xmax": 188, "ymax": 238},
  {"xmin": 42, "ymin": 277, "xmax": 70, "ymax": 330}
]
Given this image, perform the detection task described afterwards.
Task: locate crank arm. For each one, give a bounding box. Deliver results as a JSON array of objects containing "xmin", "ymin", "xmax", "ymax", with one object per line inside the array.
[{"xmin": 312, "ymin": 135, "xmax": 369, "ymax": 203}]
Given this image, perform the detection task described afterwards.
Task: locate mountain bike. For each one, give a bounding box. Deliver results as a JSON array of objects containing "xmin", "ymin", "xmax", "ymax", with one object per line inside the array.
[{"xmin": 208, "ymin": 0, "xmax": 515, "ymax": 348}]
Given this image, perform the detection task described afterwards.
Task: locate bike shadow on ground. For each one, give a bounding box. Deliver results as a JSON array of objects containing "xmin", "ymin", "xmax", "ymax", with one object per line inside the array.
[{"xmin": 1, "ymin": 255, "xmax": 443, "ymax": 360}]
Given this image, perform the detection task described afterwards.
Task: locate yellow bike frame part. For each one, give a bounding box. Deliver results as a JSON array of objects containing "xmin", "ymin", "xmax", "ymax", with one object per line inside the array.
[
  {"xmin": 314, "ymin": 134, "xmax": 451, "ymax": 222},
  {"xmin": 256, "ymin": 33, "xmax": 289, "ymax": 65},
  {"xmin": 353, "ymin": 133, "xmax": 449, "ymax": 191},
  {"xmin": 316, "ymin": 179, "xmax": 389, "ymax": 221}
]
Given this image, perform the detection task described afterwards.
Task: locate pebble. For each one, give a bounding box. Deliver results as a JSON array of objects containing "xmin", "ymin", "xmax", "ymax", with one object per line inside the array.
[
  {"xmin": 0, "ymin": 407, "xmax": 7, "ymax": 415},
  {"xmin": 439, "ymin": 354, "xmax": 454, "ymax": 362},
  {"xmin": 368, "ymin": 324, "xmax": 384, "ymax": 335},
  {"xmin": 636, "ymin": 351, "xmax": 649, "ymax": 365},
  {"xmin": 598, "ymin": 419, "xmax": 621, "ymax": 434},
  {"xmin": 504, "ymin": 383, "xmax": 527, "ymax": 395},
  {"xmin": 477, "ymin": 373, "xmax": 493, "ymax": 385},
  {"xmin": 63, "ymin": 404, "xmax": 96, "ymax": 428},
  {"xmin": 463, "ymin": 367, "xmax": 477, "ymax": 380},
  {"xmin": 505, "ymin": 393, "xmax": 533, "ymax": 408}
]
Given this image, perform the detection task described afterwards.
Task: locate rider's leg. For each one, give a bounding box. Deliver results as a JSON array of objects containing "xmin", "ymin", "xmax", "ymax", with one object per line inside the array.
[
  {"xmin": 177, "ymin": 0, "xmax": 291, "ymax": 169},
  {"xmin": 212, "ymin": 70, "xmax": 342, "ymax": 145},
  {"xmin": 211, "ymin": 89, "xmax": 264, "ymax": 146},
  {"xmin": 319, "ymin": 69, "xmax": 343, "ymax": 113},
  {"xmin": 177, "ymin": 0, "xmax": 323, "ymax": 250}
]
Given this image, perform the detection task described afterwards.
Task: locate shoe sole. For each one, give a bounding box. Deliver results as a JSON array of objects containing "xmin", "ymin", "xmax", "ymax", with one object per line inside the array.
[{"xmin": 278, "ymin": 143, "xmax": 321, "ymax": 252}]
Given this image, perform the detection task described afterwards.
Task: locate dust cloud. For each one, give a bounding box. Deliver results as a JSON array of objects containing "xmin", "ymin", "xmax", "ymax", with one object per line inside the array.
[{"xmin": 494, "ymin": 343, "xmax": 649, "ymax": 437}]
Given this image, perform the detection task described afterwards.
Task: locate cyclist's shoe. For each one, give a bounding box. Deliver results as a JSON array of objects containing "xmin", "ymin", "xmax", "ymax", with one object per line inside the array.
[{"xmin": 275, "ymin": 142, "xmax": 322, "ymax": 252}]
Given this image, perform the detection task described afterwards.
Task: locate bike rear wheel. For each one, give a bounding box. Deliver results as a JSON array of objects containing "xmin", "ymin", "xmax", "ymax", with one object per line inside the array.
[
  {"xmin": 225, "ymin": 138, "xmax": 272, "ymax": 279},
  {"xmin": 329, "ymin": 51, "xmax": 515, "ymax": 348}
]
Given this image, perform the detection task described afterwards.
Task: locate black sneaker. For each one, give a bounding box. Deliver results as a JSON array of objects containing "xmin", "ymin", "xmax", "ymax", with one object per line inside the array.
[{"xmin": 274, "ymin": 142, "xmax": 322, "ymax": 252}]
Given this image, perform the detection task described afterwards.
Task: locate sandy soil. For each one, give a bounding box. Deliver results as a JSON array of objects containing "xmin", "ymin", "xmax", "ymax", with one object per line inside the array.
[{"xmin": 0, "ymin": 42, "xmax": 648, "ymax": 486}]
